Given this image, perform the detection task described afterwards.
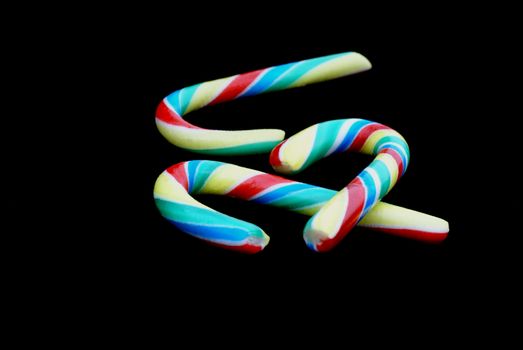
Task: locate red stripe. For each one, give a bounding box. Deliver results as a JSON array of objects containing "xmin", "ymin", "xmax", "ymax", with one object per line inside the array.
[
  {"xmin": 370, "ymin": 227, "xmax": 448, "ymax": 244},
  {"xmin": 166, "ymin": 162, "xmax": 189, "ymax": 190},
  {"xmin": 315, "ymin": 178, "xmax": 366, "ymax": 252},
  {"xmin": 155, "ymin": 100, "xmax": 201, "ymax": 129},
  {"xmin": 209, "ymin": 69, "xmax": 265, "ymax": 105},
  {"xmin": 380, "ymin": 148, "xmax": 404, "ymax": 177},
  {"xmin": 348, "ymin": 123, "xmax": 389, "ymax": 152},
  {"xmin": 269, "ymin": 141, "xmax": 285, "ymax": 168},
  {"xmin": 227, "ymin": 174, "xmax": 294, "ymax": 200},
  {"xmin": 207, "ymin": 241, "xmax": 264, "ymax": 254}
]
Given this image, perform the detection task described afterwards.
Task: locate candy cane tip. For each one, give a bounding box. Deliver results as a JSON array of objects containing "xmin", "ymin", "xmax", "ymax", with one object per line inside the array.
[
  {"xmin": 271, "ymin": 161, "xmax": 298, "ymax": 175},
  {"xmin": 210, "ymin": 240, "xmax": 270, "ymax": 254},
  {"xmin": 269, "ymin": 142, "xmax": 303, "ymax": 174},
  {"xmin": 247, "ymin": 230, "xmax": 270, "ymax": 252},
  {"xmin": 303, "ymin": 228, "xmax": 331, "ymax": 253},
  {"xmin": 350, "ymin": 52, "xmax": 373, "ymax": 71}
]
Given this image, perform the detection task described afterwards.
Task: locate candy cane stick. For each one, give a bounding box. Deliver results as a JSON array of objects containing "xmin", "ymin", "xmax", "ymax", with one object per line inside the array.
[
  {"xmin": 156, "ymin": 52, "xmax": 371, "ymax": 155},
  {"xmin": 270, "ymin": 119, "xmax": 419, "ymax": 252},
  {"xmin": 154, "ymin": 160, "xmax": 448, "ymax": 253}
]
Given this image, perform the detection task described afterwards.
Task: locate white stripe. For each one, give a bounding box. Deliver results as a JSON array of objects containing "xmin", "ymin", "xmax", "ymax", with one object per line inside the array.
[
  {"xmin": 163, "ymin": 97, "xmax": 177, "ymax": 113},
  {"xmin": 237, "ymin": 68, "xmax": 270, "ymax": 97},
  {"xmin": 378, "ymin": 141, "xmax": 409, "ymax": 163},
  {"xmin": 267, "ymin": 187, "xmax": 320, "ymax": 203},
  {"xmin": 153, "ymin": 195, "xmax": 217, "ymax": 212},
  {"xmin": 249, "ymin": 183, "xmax": 289, "ymax": 200},
  {"xmin": 178, "ymin": 89, "xmax": 183, "ymax": 113},
  {"xmin": 266, "ymin": 61, "xmax": 307, "ymax": 90},
  {"xmin": 377, "ymin": 141, "xmax": 395, "ymax": 150},
  {"xmin": 155, "ymin": 195, "xmax": 262, "ymax": 242},
  {"xmin": 184, "ymin": 162, "xmax": 189, "ymax": 180},
  {"xmin": 278, "ymin": 138, "xmax": 288, "ymax": 158},
  {"xmin": 190, "ymin": 161, "xmax": 204, "ymax": 192},
  {"xmin": 341, "ymin": 118, "xmax": 365, "ymax": 152},
  {"xmin": 205, "ymin": 76, "xmax": 237, "ymax": 105},
  {"xmin": 326, "ymin": 119, "xmax": 358, "ymax": 156},
  {"xmin": 356, "ymin": 175, "xmax": 367, "ymax": 221},
  {"xmin": 366, "ymin": 168, "xmax": 381, "ymax": 204},
  {"xmin": 174, "ymin": 221, "xmax": 266, "ymax": 247},
  {"xmin": 223, "ymin": 171, "xmax": 263, "ymax": 194},
  {"xmin": 196, "ymin": 164, "xmax": 223, "ymax": 193}
]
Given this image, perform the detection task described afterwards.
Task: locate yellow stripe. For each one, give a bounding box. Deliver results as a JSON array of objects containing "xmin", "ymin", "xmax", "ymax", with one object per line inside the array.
[
  {"xmin": 198, "ymin": 164, "xmax": 262, "ymax": 195},
  {"xmin": 310, "ymin": 188, "xmax": 348, "ymax": 238},
  {"xmin": 153, "ymin": 172, "xmax": 209, "ymax": 209},
  {"xmin": 375, "ymin": 153, "xmax": 399, "ymax": 191},
  {"xmin": 359, "ymin": 129, "xmax": 396, "ymax": 155},
  {"xmin": 277, "ymin": 124, "xmax": 317, "ymax": 173},
  {"xmin": 156, "ymin": 120, "xmax": 285, "ymax": 150},
  {"xmin": 184, "ymin": 76, "xmax": 236, "ymax": 113},
  {"xmin": 291, "ymin": 52, "xmax": 372, "ymax": 87},
  {"xmin": 359, "ymin": 202, "xmax": 449, "ymax": 233},
  {"xmin": 294, "ymin": 203, "xmax": 324, "ymax": 216}
]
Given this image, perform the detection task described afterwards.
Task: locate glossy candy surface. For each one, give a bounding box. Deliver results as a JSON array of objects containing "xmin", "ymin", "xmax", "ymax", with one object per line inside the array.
[
  {"xmin": 271, "ymin": 119, "xmax": 411, "ymax": 251},
  {"xmin": 154, "ymin": 161, "xmax": 448, "ymax": 253},
  {"xmin": 156, "ymin": 52, "xmax": 372, "ymax": 155},
  {"xmin": 154, "ymin": 52, "xmax": 448, "ymax": 252}
]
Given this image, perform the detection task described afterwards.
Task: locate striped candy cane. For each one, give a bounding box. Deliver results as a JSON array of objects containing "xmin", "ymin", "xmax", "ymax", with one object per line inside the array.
[
  {"xmin": 156, "ymin": 52, "xmax": 371, "ymax": 155},
  {"xmin": 270, "ymin": 119, "xmax": 411, "ymax": 252},
  {"xmin": 154, "ymin": 160, "xmax": 447, "ymax": 253}
]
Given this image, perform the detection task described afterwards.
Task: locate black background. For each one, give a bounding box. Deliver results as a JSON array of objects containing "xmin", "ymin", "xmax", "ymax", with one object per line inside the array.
[
  {"xmin": 4, "ymin": 8, "xmax": 520, "ymax": 340},
  {"xmin": 7, "ymin": 11, "xmax": 516, "ymax": 313},
  {"xmin": 104, "ymin": 38, "xmax": 487, "ymax": 283}
]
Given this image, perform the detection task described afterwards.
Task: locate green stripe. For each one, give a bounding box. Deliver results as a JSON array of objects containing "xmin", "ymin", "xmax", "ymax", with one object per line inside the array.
[
  {"xmin": 190, "ymin": 161, "xmax": 223, "ymax": 194},
  {"xmin": 265, "ymin": 52, "xmax": 349, "ymax": 92},
  {"xmin": 155, "ymin": 198, "xmax": 263, "ymax": 238},
  {"xmin": 179, "ymin": 83, "xmax": 201, "ymax": 115},
  {"xmin": 373, "ymin": 136, "xmax": 410, "ymax": 158},
  {"xmin": 268, "ymin": 188, "xmax": 335, "ymax": 211},
  {"xmin": 371, "ymin": 159, "xmax": 392, "ymax": 198},
  {"xmin": 300, "ymin": 119, "xmax": 346, "ymax": 171}
]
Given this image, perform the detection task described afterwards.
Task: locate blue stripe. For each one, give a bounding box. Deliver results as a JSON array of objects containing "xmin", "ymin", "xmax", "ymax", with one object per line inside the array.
[
  {"xmin": 190, "ymin": 160, "xmax": 223, "ymax": 193},
  {"xmin": 301, "ymin": 119, "xmax": 347, "ymax": 169},
  {"xmin": 359, "ymin": 170, "xmax": 377, "ymax": 213},
  {"xmin": 374, "ymin": 136, "xmax": 410, "ymax": 158},
  {"xmin": 242, "ymin": 63, "xmax": 296, "ymax": 96},
  {"xmin": 384, "ymin": 144, "xmax": 409, "ymax": 174},
  {"xmin": 337, "ymin": 119, "xmax": 370, "ymax": 152},
  {"xmin": 156, "ymin": 198, "xmax": 263, "ymax": 242},
  {"xmin": 165, "ymin": 90, "xmax": 182, "ymax": 114},
  {"xmin": 265, "ymin": 187, "xmax": 334, "ymax": 209},
  {"xmin": 179, "ymin": 83, "xmax": 201, "ymax": 115},
  {"xmin": 303, "ymin": 219, "xmax": 319, "ymax": 251},
  {"xmin": 169, "ymin": 220, "xmax": 252, "ymax": 242},
  {"xmin": 186, "ymin": 160, "xmax": 201, "ymax": 193},
  {"xmin": 374, "ymin": 139, "xmax": 409, "ymax": 175},
  {"xmin": 255, "ymin": 183, "xmax": 313, "ymax": 204},
  {"xmin": 265, "ymin": 52, "xmax": 350, "ymax": 92}
]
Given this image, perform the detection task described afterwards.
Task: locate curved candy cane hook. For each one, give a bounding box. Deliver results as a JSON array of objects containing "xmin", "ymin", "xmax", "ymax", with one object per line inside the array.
[
  {"xmin": 154, "ymin": 160, "xmax": 447, "ymax": 254},
  {"xmin": 270, "ymin": 119, "xmax": 413, "ymax": 252},
  {"xmin": 156, "ymin": 52, "xmax": 371, "ymax": 155}
]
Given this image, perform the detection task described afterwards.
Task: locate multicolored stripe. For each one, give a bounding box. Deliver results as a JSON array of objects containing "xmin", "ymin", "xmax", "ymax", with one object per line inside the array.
[
  {"xmin": 154, "ymin": 160, "xmax": 447, "ymax": 253},
  {"xmin": 270, "ymin": 119, "xmax": 411, "ymax": 252},
  {"xmin": 156, "ymin": 52, "xmax": 372, "ymax": 155}
]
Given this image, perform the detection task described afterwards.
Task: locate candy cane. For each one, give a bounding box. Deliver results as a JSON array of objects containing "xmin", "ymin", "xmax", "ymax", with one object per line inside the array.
[
  {"xmin": 270, "ymin": 119, "xmax": 413, "ymax": 252},
  {"xmin": 156, "ymin": 52, "xmax": 372, "ymax": 155},
  {"xmin": 154, "ymin": 160, "xmax": 448, "ymax": 253}
]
